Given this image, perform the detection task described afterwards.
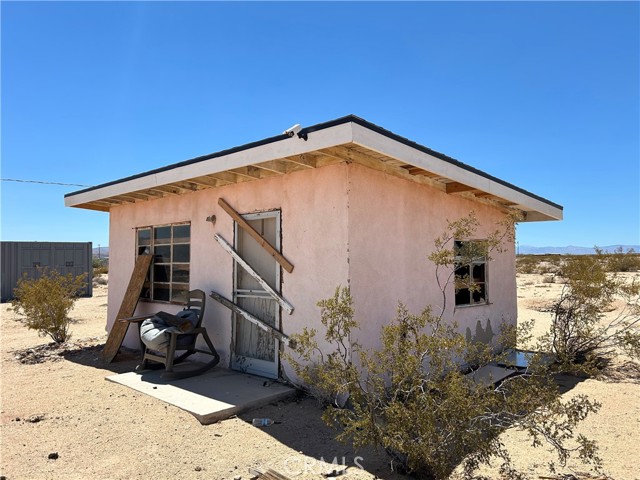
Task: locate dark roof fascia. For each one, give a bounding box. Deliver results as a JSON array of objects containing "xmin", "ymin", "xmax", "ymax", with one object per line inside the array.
[
  {"xmin": 65, "ymin": 114, "xmax": 562, "ymax": 211},
  {"xmin": 65, "ymin": 132, "xmax": 291, "ymax": 198},
  {"xmin": 342, "ymin": 115, "xmax": 562, "ymax": 211},
  {"xmin": 65, "ymin": 115, "xmax": 358, "ymax": 199}
]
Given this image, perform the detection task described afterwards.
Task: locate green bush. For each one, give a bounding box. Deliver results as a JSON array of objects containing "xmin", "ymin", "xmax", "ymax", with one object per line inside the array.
[
  {"xmin": 543, "ymin": 252, "xmax": 640, "ymax": 369},
  {"xmin": 602, "ymin": 247, "xmax": 640, "ymax": 272},
  {"xmin": 12, "ymin": 269, "xmax": 87, "ymax": 344},
  {"xmin": 92, "ymin": 257, "xmax": 109, "ymax": 275},
  {"xmin": 289, "ymin": 288, "xmax": 600, "ymax": 478},
  {"xmin": 516, "ymin": 255, "xmax": 539, "ymax": 274},
  {"xmin": 287, "ymin": 213, "xmax": 601, "ymax": 478},
  {"xmin": 516, "ymin": 254, "xmax": 564, "ymax": 275}
]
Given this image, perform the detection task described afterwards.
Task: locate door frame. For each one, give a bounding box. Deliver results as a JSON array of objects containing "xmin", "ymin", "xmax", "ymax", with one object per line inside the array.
[{"xmin": 231, "ymin": 209, "xmax": 281, "ymax": 379}]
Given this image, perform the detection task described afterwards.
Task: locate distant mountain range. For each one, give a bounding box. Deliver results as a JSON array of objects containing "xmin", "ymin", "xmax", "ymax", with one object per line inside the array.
[
  {"xmin": 92, "ymin": 246, "xmax": 109, "ymax": 257},
  {"xmin": 518, "ymin": 245, "xmax": 640, "ymax": 255}
]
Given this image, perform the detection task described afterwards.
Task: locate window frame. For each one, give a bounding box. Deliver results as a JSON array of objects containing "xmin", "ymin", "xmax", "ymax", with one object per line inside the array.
[
  {"xmin": 136, "ymin": 222, "xmax": 191, "ymax": 304},
  {"xmin": 454, "ymin": 239, "xmax": 489, "ymax": 307}
]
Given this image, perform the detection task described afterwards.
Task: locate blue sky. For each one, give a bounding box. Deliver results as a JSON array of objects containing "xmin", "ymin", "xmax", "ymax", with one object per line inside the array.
[{"xmin": 2, "ymin": 1, "xmax": 638, "ymax": 248}]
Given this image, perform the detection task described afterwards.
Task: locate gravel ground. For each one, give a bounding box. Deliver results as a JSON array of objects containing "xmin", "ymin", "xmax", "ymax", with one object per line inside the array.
[{"xmin": 1, "ymin": 275, "xmax": 638, "ymax": 479}]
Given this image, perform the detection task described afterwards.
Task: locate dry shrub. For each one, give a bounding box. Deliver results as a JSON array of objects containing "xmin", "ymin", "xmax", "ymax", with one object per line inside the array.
[
  {"xmin": 542, "ymin": 253, "xmax": 640, "ymax": 370},
  {"xmin": 600, "ymin": 360, "xmax": 640, "ymax": 384},
  {"xmin": 287, "ymin": 214, "xmax": 601, "ymax": 479},
  {"xmin": 11, "ymin": 269, "xmax": 87, "ymax": 344},
  {"xmin": 601, "ymin": 247, "xmax": 640, "ymax": 273},
  {"xmin": 288, "ymin": 287, "xmax": 601, "ymax": 479},
  {"xmin": 516, "ymin": 255, "xmax": 539, "ymax": 274}
]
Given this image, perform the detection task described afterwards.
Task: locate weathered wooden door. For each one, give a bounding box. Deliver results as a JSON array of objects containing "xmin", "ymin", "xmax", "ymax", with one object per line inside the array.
[{"xmin": 232, "ymin": 211, "xmax": 280, "ymax": 379}]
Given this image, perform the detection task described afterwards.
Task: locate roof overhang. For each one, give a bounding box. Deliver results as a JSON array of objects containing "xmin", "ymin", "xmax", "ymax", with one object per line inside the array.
[{"xmin": 64, "ymin": 115, "xmax": 562, "ymax": 222}]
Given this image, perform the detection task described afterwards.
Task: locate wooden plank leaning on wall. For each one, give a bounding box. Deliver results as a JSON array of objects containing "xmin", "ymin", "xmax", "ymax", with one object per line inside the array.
[{"xmin": 101, "ymin": 254, "xmax": 153, "ymax": 362}]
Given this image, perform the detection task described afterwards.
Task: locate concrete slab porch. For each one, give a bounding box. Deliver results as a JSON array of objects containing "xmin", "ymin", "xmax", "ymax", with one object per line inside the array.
[{"xmin": 106, "ymin": 367, "xmax": 296, "ymax": 425}]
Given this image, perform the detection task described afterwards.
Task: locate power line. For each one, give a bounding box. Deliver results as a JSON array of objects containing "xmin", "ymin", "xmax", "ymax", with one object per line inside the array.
[{"xmin": 1, "ymin": 178, "xmax": 92, "ymax": 187}]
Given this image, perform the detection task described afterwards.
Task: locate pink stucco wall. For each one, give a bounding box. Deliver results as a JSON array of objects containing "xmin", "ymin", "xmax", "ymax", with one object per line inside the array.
[
  {"xmin": 108, "ymin": 163, "xmax": 351, "ymax": 371},
  {"xmin": 107, "ymin": 161, "xmax": 516, "ymax": 378},
  {"xmin": 347, "ymin": 163, "xmax": 516, "ymax": 350}
]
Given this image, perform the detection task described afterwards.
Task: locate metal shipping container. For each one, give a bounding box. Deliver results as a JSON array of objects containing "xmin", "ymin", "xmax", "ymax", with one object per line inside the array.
[{"xmin": 1, "ymin": 242, "xmax": 93, "ymax": 302}]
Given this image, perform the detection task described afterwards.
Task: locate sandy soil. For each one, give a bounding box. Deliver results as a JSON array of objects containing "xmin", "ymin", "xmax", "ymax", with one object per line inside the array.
[{"xmin": 1, "ymin": 274, "xmax": 639, "ymax": 479}]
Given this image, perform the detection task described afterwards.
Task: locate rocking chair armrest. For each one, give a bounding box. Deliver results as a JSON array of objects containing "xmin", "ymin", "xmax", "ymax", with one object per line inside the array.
[
  {"xmin": 166, "ymin": 323, "xmax": 196, "ymax": 336},
  {"xmin": 119, "ymin": 314, "xmax": 154, "ymax": 324}
]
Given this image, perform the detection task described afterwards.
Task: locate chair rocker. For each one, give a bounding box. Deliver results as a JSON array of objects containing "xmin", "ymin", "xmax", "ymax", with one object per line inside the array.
[{"xmin": 135, "ymin": 289, "xmax": 220, "ymax": 380}]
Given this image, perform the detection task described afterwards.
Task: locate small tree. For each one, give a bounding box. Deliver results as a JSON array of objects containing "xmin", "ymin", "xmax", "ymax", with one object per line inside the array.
[
  {"xmin": 12, "ymin": 269, "xmax": 87, "ymax": 344},
  {"xmin": 287, "ymin": 213, "xmax": 601, "ymax": 478},
  {"xmin": 543, "ymin": 252, "xmax": 640, "ymax": 369}
]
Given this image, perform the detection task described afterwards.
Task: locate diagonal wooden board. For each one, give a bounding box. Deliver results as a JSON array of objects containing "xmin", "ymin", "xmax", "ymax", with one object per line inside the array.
[
  {"xmin": 101, "ymin": 254, "xmax": 152, "ymax": 362},
  {"xmin": 213, "ymin": 233, "xmax": 294, "ymax": 314},
  {"xmin": 218, "ymin": 198, "xmax": 294, "ymax": 273},
  {"xmin": 209, "ymin": 291, "xmax": 293, "ymax": 347}
]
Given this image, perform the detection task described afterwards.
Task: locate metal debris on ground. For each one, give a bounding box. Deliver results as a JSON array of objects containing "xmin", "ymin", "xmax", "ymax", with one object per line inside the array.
[
  {"xmin": 25, "ymin": 414, "xmax": 45, "ymax": 423},
  {"xmin": 249, "ymin": 467, "xmax": 292, "ymax": 480}
]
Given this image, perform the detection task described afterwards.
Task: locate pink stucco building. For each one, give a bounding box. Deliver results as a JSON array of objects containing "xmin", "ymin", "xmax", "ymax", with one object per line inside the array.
[{"xmin": 65, "ymin": 115, "xmax": 562, "ymax": 380}]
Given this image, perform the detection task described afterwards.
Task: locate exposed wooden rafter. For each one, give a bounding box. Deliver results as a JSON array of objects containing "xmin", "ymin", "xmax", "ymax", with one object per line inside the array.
[
  {"xmin": 89, "ymin": 200, "xmax": 114, "ymax": 207},
  {"xmin": 208, "ymin": 171, "xmax": 241, "ymax": 184},
  {"xmin": 174, "ymin": 181, "xmax": 200, "ymax": 191},
  {"xmin": 316, "ymin": 146, "xmax": 352, "ymax": 164},
  {"xmin": 153, "ymin": 185, "xmax": 183, "ymax": 196},
  {"xmin": 189, "ymin": 176, "xmax": 220, "ymax": 188},
  {"xmin": 400, "ymin": 165, "xmax": 440, "ymax": 178},
  {"xmin": 283, "ymin": 154, "xmax": 317, "ymax": 169},
  {"xmin": 317, "ymin": 145, "xmax": 448, "ymax": 193},
  {"xmin": 140, "ymin": 189, "xmax": 164, "ymax": 198},
  {"xmin": 474, "ymin": 192, "xmax": 496, "ymax": 199},
  {"xmin": 446, "ymin": 182, "xmax": 478, "ymax": 195},
  {"xmin": 230, "ymin": 166, "xmax": 262, "ymax": 180},
  {"xmin": 83, "ymin": 202, "xmax": 111, "ymax": 212},
  {"xmin": 103, "ymin": 198, "xmax": 125, "ymax": 205},
  {"xmin": 71, "ymin": 142, "xmax": 535, "ymax": 220},
  {"xmin": 252, "ymin": 160, "xmax": 289, "ymax": 175},
  {"xmin": 112, "ymin": 194, "xmax": 139, "ymax": 203},
  {"xmin": 125, "ymin": 192, "xmax": 152, "ymax": 201}
]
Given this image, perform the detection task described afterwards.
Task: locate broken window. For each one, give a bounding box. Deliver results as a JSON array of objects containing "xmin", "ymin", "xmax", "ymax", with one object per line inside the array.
[
  {"xmin": 454, "ymin": 240, "xmax": 488, "ymax": 306},
  {"xmin": 136, "ymin": 223, "xmax": 190, "ymax": 303}
]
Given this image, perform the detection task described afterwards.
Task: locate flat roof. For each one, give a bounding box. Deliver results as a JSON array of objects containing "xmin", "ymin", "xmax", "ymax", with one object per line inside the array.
[{"xmin": 64, "ymin": 115, "xmax": 563, "ymax": 221}]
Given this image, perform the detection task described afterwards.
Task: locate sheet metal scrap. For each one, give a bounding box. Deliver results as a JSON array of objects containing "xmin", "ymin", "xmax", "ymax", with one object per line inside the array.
[{"xmin": 249, "ymin": 467, "xmax": 292, "ymax": 480}]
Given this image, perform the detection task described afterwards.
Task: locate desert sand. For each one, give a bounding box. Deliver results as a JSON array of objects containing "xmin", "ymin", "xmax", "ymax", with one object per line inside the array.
[{"xmin": 1, "ymin": 273, "xmax": 638, "ymax": 480}]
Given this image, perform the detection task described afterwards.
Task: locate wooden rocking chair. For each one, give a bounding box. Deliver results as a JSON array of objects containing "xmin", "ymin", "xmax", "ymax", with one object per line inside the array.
[{"xmin": 126, "ymin": 289, "xmax": 220, "ymax": 379}]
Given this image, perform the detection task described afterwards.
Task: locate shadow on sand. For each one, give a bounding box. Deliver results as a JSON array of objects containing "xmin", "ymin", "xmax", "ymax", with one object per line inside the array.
[
  {"xmin": 61, "ymin": 343, "xmax": 593, "ymax": 479},
  {"xmin": 235, "ymin": 370, "xmax": 592, "ymax": 480},
  {"xmin": 61, "ymin": 342, "xmax": 141, "ymax": 374},
  {"xmin": 237, "ymin": 394, "xmax": 408, "ymax": 479}
]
